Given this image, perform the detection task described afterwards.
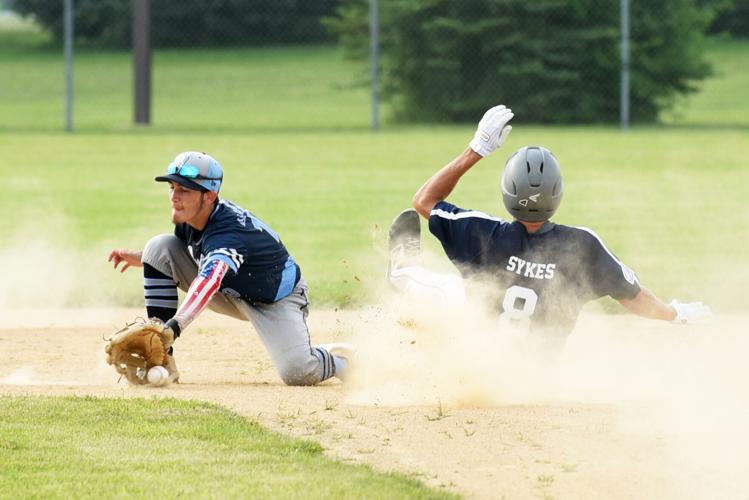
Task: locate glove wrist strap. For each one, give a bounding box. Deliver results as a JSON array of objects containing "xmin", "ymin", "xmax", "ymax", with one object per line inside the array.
[{"xmin": 165, "ymin": 318, "xmax": 181, "ymax": 338}]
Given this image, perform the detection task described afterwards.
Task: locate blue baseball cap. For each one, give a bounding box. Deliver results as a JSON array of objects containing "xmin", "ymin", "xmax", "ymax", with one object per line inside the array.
[{"xmin": 155, "ymin": 151, "xmax": 223, "ymax": 192}]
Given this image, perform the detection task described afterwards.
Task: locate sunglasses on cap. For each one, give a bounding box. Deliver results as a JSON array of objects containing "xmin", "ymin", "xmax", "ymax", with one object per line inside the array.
[{"xmin": 166, "ymin": 162, "xmax": 223, "ymax": 181}]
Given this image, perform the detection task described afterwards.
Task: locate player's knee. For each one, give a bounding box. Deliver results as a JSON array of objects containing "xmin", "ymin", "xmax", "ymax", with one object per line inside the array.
[
  {"xmin": 278, "ymin": 369, "xmax": 320, "ymax": 386},
  {"xmin": 143, "ymin": 234, "xmax": 182, "ymax": 267},
  {"xmin": 276, "ymin": 361, "xmax": 319, "ymax": 386},
  {"xmin": 144, "ymin": 233, "xmax": 181, "ymax": 255}
]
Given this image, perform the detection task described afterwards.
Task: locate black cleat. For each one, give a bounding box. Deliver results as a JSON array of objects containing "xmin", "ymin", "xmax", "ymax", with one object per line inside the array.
[{"xmin": 387, "ymin": 208, "xmax": 421, "ymax": 274}]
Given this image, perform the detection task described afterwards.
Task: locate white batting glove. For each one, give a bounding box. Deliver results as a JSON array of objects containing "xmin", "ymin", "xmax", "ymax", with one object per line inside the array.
[
  {"xmin": 469, "ymin": 104, "xmax": 514, "ymax": 157},
  {"xmin": 669, "ymin": 299, "xmax": 712, "ymax": 324}
]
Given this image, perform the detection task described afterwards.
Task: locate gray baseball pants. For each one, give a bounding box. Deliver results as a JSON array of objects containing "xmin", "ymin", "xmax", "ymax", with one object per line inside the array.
[{"xmin": 142, "ymin": 234, "xmax": 336, "ymax": 386}]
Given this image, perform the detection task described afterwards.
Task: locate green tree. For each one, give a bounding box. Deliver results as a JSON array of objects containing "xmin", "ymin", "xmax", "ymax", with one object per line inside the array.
[
  {"xmin": 706, "ymin": 0, "xmax": 749, "ymax": 36},
  {"xmin": 9, "ymin": 0, "xmax": 340, "ymax": 48},
  {"xmin": 327, "ymin": 0, "xmax": 711, "ymax": 123}
]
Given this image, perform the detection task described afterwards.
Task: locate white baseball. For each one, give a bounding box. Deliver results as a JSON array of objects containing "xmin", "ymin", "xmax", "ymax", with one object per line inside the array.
[{"xmin": 146, "ymin": 365, "xmax": 170, "ymax": 386}]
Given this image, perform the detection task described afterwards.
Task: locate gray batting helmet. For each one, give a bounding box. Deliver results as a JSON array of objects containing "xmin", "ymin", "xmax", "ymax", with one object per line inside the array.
[{"xmin": 501, "ymin": 146, "xmax": 563, "ymax": 222}]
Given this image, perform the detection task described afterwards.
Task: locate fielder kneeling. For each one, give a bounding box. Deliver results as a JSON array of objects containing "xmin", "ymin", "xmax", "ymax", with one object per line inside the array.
[{"xmin": 108, "ymin": 152, "xmax": 349, "ymax": 386}]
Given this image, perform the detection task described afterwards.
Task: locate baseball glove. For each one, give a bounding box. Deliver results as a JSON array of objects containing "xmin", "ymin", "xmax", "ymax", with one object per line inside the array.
[{"xmin": 104, "ymin": 318, "xmax": 175, "ymax": 385}]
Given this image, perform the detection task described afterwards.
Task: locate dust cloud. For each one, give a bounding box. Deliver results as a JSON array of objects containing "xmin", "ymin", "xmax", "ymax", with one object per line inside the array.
[
  {"xmin": 2, "ymin": 225, "xmax": 747, "ymax": 496},
  {"xmin": 0, "ymin": 231, "xmax": 143, "ymax": 312},
  {"xmin": 344, "ymin": 250, "xmax": 749, "ymax": 498},
  {"xmin": 0, "ymin": 365, "xmax": 104, "ymax": 386},
  {"xmin": 0, "ymin": 239, "xmax": 77, "ymax": 308}
]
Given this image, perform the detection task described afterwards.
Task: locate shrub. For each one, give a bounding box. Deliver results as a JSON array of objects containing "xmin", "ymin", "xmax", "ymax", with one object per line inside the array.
[
  {"xmin": 706, "ymin": 0, "xmax": 749, "ymax": 37},
  {"xmin": 327, "ymin": 0, "xmax": 712, "ymax": 123},
  {"xmin": 8, "ymin": 0, "xmax": 340, "ymax": 48}
]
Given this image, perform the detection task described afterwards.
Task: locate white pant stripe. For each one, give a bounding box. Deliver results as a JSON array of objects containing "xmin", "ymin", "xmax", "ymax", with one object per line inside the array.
[{"xmin": 145, "ymin": 298, "xmax": 178, "ymax": 308}]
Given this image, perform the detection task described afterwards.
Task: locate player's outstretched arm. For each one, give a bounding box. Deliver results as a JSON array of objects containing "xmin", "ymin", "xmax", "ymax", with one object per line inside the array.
[
  {"xmin": 412, "ymin": 147, "xmax": 482, "ymax": 218},
  {"xmin": 618, "ymin": 286, "xmax": 675, "ymax": 320},
  {"xmin": 108, "ymin": 249, "xmax": 143, "ymax": 273},
  {"xmin": 618, "ymin": 286, "xmax": 712, "ymax": 324},
  {"xmin": 169, "ymin": 258, "xmax": 231, "ymax": 335},
  {"xmin": 412, "ymin": 104, "xmax": 514, "ymax": 218}
]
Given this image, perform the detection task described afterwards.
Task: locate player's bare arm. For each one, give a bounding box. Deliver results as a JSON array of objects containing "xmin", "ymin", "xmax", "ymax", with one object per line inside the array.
[
  {"xmin": 413, "ymin": 147, "xmax": 482, "ymax": 218},
  {"xmin": 618, "ymin": 286, "xmax": 676, "ymax": 321},
  {"xmin": 618, "ymin": 286, "xmax": 711, "ymax": 324},
  {"xmin": 412, "ymin": 104, "xmax": 514, "ymax": 218},
  {"xmin": 108, "ymin": 249, "xmax": 143, "ymax": 273}
]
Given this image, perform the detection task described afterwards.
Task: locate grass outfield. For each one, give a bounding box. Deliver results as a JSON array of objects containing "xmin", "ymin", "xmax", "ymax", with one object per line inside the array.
[
  {"xmin": 0, "ymin": 19, "xmax": 370, "ymax": 133},
  {"xmin": 0, "ymin": 396, "xmax": 455, "ymax": 499},
  {"xmin": 0, "ymin": 23, "xmax": 747, "ymax": 309},
  {"xmin": 0, "ymin": 126, "xmax": 746, "ymax": 309},
  {"xmin": 661, "ymin": 36, "xmax": 749, "ymax": 127}
]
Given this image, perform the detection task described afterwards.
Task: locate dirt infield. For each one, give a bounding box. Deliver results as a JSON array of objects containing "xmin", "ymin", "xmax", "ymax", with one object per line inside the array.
[{"xmin": 2, "ymin": 307, "xmax": 748, "ymax": 499}]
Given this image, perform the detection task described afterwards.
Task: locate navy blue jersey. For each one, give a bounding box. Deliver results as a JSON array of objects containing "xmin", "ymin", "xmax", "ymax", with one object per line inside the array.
[
  {"xmin": 429, "ymin": 201, "xmax": 640, "ymax": 337},
  {"xmin": 174, "ymin": 199, "xmax": 300, "ymax": 303}
]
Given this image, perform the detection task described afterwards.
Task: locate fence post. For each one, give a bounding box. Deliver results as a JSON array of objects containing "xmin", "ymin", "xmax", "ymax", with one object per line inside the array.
[
  {"xmin": 620, "ymin": 0, "xmax": 630, "ymax": 130},
  {"xmin": 370, "ymin": 0, "xmax": 380, "ymax": 131},
  {"xmin": 63, "ymin": 0, "xmax": 74, "ymax": 132},
  {"xmin": 133, "ymin": 0, "xmax": 151, "ymax": 125}
]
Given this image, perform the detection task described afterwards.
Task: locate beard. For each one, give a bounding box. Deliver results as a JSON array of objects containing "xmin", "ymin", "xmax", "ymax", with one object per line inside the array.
[{"xmin": 171, "ymin": 194, "xmax": 205, "ymax": 225}]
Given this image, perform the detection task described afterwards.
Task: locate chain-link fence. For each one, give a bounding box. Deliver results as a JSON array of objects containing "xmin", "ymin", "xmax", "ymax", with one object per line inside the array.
[
  {"xmin": 0, "ymin": 0, "xmax": 369, "ymax": 132},
  {"xmin": 0, "ymin": 0, "xmax": 746, "ymax": 132}
]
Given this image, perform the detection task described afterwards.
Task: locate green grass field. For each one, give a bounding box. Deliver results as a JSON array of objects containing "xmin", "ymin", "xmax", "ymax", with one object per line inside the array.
[
  {"xmin": 661, "ymin": 36, "xmax": 749, "ymax": 127},
  {"xmin": 0, "ymin": 18, "xmax": 370, "ymax": 133},
  {"xmin": 0, "ymin": 20, "xmax": 747, "ymax": 309},
  {"xmin": 0, "ymin": 396, "xmax": 454, "ymax": 499},
  {"xmin": 1, "ymin": 125, "xmax": 747, "ymax": 310}
]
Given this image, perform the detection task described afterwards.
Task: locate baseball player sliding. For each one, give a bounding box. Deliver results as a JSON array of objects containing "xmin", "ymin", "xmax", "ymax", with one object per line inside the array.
[
  {"xmin": 107, "ymin": 152, "xmax": 350, "ymax": 386},
  {"xmin": 388, "ymin": 104, "xmax": 711, "ymax": 350}
]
